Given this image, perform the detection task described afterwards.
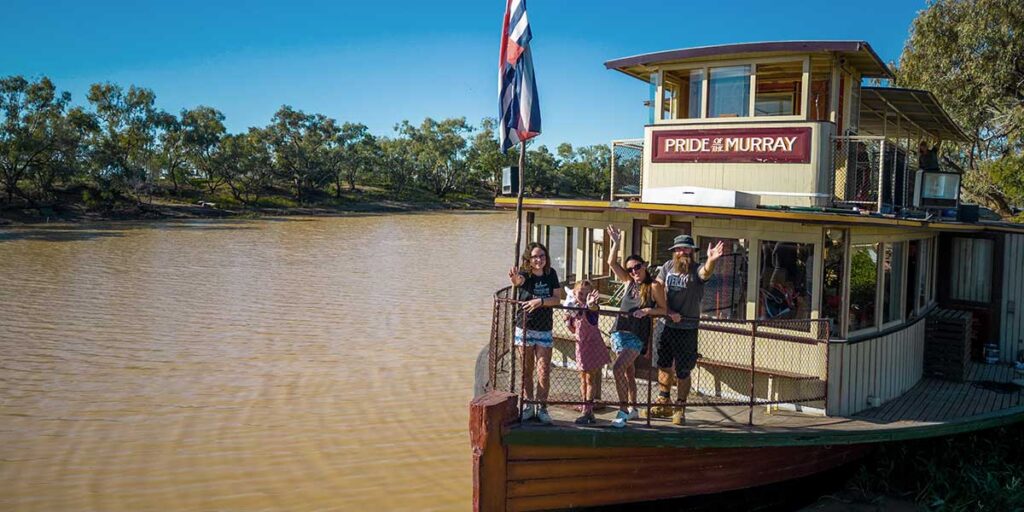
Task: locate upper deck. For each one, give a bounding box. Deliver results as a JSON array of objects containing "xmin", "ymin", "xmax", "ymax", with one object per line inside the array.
[{"xmin": 597, "ymin": 41, "xmax": 967, "ymax": 211}]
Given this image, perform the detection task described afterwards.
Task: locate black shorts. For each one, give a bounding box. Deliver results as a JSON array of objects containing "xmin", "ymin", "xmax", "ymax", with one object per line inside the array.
[{"xmin": 656, "ymin": 327, "xmax": 699, "ymax": 379}]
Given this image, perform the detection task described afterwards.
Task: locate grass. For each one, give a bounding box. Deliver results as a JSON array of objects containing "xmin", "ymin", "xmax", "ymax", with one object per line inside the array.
[{"xmin": 846, "ymin": 424, "xmax": 1024, "ymax": 511}]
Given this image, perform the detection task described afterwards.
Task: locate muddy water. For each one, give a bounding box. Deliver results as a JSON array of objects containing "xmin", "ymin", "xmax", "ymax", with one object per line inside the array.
[{"xmin": 0, "ymin": 212, "xmax": 512, "ymax": 511}]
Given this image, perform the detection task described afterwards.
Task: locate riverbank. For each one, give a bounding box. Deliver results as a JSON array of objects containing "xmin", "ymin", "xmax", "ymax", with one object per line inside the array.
[{"xmin": 0, "ymin": 185, "xmax": 496, "ymax": 226}]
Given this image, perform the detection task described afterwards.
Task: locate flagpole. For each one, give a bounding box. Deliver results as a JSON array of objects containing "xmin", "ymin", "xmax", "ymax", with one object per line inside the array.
[{"xmin": 512, "ymin": 141, "xmax": 526, "ymax": 269}]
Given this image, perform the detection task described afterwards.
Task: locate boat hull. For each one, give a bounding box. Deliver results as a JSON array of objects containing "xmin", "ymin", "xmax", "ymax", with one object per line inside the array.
[{"xmin": 471, "ymin": 391, "xmax": 869, "ymax": 511}]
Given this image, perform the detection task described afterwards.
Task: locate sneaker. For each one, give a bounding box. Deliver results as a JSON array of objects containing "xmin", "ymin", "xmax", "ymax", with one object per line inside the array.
[
  {"xmin": 610, "ymin": 409, "xmax": 632, "ymax": 428},
  {"xmin": 536, "ymin": 408, "xmax": 552, "ymax": 425},
  {"xmin": 520, "ymin": 404, "xmax": 536, "ymax": 422},
  {"xmin": 573, "ymin": 413, "xmax": 596, "ymax": 425},
  {"xmin": 626, "ymin": 408, "xmax": 639, "ymax": 421}
]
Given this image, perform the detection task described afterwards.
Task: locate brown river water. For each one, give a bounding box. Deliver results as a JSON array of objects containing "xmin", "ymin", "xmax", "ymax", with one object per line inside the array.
[{"xmin": 0, "ymin": 212, "xmax": 513, "ymax": 511}]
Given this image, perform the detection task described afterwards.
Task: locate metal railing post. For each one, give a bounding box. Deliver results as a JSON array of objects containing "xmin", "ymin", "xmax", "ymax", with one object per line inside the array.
[
  {"xmin": 876, "ymin": 139, "xmax": 886, "ymax": 212},
  {"xmin": 748, "ymin": 322, "xmax": 757, "ymax": 426}
]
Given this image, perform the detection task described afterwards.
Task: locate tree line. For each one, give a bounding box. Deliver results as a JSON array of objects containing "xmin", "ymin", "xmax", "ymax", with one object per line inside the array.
[{"xmin": 0, "ymin": 76, "xmax": 611, "ymax": 210}]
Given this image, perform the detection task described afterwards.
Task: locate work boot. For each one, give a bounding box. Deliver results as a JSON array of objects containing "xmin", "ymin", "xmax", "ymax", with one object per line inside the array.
[
  {"xmin": 647, "ymin": 395, "xmax": 673, "ymax": 418},
  {"xmin": 671, "ymin": 401, "xmax": 686, "ymax": 426}
]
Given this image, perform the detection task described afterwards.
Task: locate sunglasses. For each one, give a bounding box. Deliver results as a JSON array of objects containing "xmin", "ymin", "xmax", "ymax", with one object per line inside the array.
[{"xmin": 626, "ymin": 264, "xmax": 645, "ymax": 273}]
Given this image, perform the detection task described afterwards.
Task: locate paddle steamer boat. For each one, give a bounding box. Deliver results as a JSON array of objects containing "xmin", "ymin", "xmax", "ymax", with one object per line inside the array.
[{"xmin": 471, "ymin": 41, "xmax": 1024, "ymax": 511}]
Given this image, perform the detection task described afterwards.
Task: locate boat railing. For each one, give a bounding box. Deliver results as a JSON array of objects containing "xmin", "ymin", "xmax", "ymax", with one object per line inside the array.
[
  {"xmin": 487, "ymin": 286, "xmax": 830, "ymax": 426},
  {"xmin": 830, "ymin": 135, "xmax": 918, "ymax": 212},
  {"xmin": 609, "ymin": 139, "xmax": 644, "ymax": 200}
]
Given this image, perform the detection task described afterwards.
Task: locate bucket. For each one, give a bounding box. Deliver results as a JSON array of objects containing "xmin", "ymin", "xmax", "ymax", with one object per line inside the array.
[{"xmin": 983, "ymin": 344, "xmax": 1000, "ymax": 364}]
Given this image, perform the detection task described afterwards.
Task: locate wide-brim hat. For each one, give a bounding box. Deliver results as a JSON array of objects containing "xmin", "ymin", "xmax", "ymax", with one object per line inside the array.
[{"xmin": 668, "ymin": 234, "xmax": 698, "ymax": 251}]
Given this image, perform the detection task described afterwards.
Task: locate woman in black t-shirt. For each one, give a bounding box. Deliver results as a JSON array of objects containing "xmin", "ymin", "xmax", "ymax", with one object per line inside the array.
[{"xmin": 508, "ymin": 242, "xmax": 564, "ymax": 424}]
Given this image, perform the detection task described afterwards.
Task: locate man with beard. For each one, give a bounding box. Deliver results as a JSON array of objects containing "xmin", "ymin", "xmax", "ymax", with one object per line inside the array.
[{"xmin": 651, "ymin": 234, "xmax": 725, "ymax": 425}]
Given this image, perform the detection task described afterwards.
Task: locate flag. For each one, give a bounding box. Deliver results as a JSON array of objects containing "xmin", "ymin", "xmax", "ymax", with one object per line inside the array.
[{"xmin": 498, "ymin": 0, "xmax": 541, "ymax": 154}]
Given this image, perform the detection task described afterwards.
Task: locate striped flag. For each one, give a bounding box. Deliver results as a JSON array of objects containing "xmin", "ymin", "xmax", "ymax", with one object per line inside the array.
[{"xmin": 498, "ymin": 0, "xmax": 541, "ymax": 154}]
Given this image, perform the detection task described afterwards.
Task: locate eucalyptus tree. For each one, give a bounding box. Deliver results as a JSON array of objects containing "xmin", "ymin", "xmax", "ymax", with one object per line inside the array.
[
  {"xmin": 333, "ymin": 122, "xmax": 374, "ymax": 195},
  {"xmin": 155, "ymin": 113, "xmax": 189, "ymax": 196},
  {"xmin": 86, "ymin": 83, "xmax": 167, "ymax": 200},
  {"xmin": 219, "ymin": 128, "xmax": 274, "ymax": 207},
  {"xmin": 266, "ymin": 106, "xmax": 339, "ymax": 204},
  {"xmin": 378, "ymin": 135, "xmax": 415, "ymax": 194},
  {"xmin": 557, "ymin": 143, "xmax": 611, "ymax": 199},
  {"xmin": 897, "ymin": 0, "xmax": 1024, "ymax": 216},
  {"xmin": 180, "ymin": 106, "xmax": 226, "ymax": 194},
  {"xmin": 0, "ymin": 76, "xmax": 92, "ymax": 204},
  {"xmin": 397, "ymin": 117, "xmax": 473, "ymax": 198},
  {"xmin": 467, "ymin": 117, "xmax": 513, "ymax": 196}
]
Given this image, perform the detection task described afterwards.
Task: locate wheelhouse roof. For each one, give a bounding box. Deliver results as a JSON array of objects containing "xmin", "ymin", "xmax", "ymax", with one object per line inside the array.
[
  {"xmin": 858, "ymin": 87, "xmax": 969, "ymax": 142},
  {"xmin": 605, "ymin": 40, "xmax": 892, "ymax": 80}
]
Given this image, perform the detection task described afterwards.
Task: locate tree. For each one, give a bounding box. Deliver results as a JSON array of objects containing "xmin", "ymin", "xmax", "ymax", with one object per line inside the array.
[
  {"xmin": 556, "ymin": 143, "xmax": 611, "ymax": 199},
  {"xmin": 86, "ymin": 83, "xmax": 167, "ymax": 200},
  {"xmin": 398, "ymin": 117, "xmax": 473, "ymax": 198},
  {"xmin": 328, "ymin": 122, "xmax": 373, "ymax": 196},
  {"xmin": 155, "ymin": 113, "xmax": 189, "ymax": 196},
  {"xmin": 378, "ymin": 135, "xmax": 415, "ymax": 194},
  {"xmin": 525, "ymin": 144, "xmax": 559, "ymax": 195},
  {"xmin": 266, "ymin": 106, "xmax": 337, "ymax": 204},
  {"xmin": 181, "ymin": 106, "xmax": 226, "ymax": 194},
  {"xmin": 467, "ymin": 117, "xmax": 512, "ymax": 196},
  {"xmin": 0, "ymin": 76, "xmax": 92, "ymax": 204},
  {"xmin": 897, "ymin": 0, "xmax": 1024, "ymax": 217},
  {"xmin": 219, "ymin": 128, "xmax": 274, "ymax": 207}
]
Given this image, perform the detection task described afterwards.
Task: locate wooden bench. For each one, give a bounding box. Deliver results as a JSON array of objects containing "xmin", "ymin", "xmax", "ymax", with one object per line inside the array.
[{"xmin": 697, "ymin": 357, "xmax": 820, "ymax": 414}]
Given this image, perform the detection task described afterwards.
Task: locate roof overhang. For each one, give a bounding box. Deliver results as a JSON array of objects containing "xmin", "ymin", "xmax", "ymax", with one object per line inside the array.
[
  {"xmin": 605, "ymin": 41, "xmax": 892, "ymax": 81},
  {"xmin": 858, "ymin": 87, "xmax": 969, "ymax": 142}
]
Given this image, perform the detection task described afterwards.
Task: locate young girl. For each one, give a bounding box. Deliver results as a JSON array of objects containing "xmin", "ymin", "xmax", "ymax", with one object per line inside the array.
[
  {"xmin": 565, "ymin": 280, "xmax": 610, "ymax": 425},
  {"xmin": 508, "ymin": 242, "xmax": 564, "ymax": 424},
  {"xmin": 605, "ymin": 225, "xmax": 663, "ymax": 428}
]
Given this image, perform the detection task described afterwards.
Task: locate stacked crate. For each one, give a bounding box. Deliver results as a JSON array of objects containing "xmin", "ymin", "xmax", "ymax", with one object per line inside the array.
[{"xmin": 924, "ymin": 308, "xmax": 973, "ymax": 381}]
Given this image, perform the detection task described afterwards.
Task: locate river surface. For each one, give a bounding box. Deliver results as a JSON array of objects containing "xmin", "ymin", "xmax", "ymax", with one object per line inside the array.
[{"xmin": 0, "ymin": 212, "xmax": 513, "ymax": 511}]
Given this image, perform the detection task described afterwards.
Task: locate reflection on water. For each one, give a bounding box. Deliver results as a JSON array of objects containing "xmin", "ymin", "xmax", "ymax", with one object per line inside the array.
[{"xmin": 0, "ymin": 213, "xmax": 511, "ymax": 511}]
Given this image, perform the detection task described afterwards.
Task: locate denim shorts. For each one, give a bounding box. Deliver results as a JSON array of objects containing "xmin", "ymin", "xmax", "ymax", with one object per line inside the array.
[
  {"xmin": 514, "ymin": 327, "xmax": 554, "ymax": 348},
  {"xmin": 611, "ymin": 331, "xmax": 644, "ymax": 354}
]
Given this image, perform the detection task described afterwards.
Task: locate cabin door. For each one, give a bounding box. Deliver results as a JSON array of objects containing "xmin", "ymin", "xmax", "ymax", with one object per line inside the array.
[{"xmin": 938, "ymin": 233, "xmax": 1003, "ymax": 361}]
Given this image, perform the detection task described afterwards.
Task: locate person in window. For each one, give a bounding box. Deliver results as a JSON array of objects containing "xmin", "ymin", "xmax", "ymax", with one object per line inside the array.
[
  {"xmin": 652, "ymin": 235, "xmax": 725, "ymax": 425},
  {"xmin": 507, "ymin": 242, "xmax": 565, "ymax": 424},
  {"xmin": 918, "ymin": 141, "xmax": 940, "ymax": 171},
  {"xmin": 605, "ymin": 226, "xmax": 665, "ymax": 428}
]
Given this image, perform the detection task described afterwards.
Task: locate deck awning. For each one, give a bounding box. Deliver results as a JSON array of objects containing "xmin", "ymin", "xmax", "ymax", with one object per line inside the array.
[
  {"xmin": 605, "ymin": 41, "xmax": 891, "ymax": 81},
  {"xmin": 858, "ymin": 87, "xmax": 969, "ymax": 142}
]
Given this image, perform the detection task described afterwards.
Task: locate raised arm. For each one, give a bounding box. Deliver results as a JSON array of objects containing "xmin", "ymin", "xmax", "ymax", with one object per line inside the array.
[
  {"xmin": 606, "ymin": 225, "xmax": 629, "ymax": 282},
  {"xmin": 508, "ymin": 266, "xmax": 525, "ymax": 287},
  {"xmin": 698, "ymin": 240, "xmax": 725, "ymax": 281}
]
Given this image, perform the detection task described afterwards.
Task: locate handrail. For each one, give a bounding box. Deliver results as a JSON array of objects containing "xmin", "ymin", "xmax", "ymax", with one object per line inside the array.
[{"xmin": 487, "ymin": 286, "xmax": 830, "ymax": 426}]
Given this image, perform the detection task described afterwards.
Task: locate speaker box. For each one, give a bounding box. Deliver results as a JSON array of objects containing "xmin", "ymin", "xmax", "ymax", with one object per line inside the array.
[
  {"xmin": 957, "ymin": 204, "xmax": 979, "ymax": 223},
  {"xmin": 501, "ymin": 166, "xmax": 519, "ymax": 196}
]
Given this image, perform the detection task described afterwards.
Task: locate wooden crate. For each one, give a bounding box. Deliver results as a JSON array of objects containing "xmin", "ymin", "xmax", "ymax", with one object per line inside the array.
[{"xmin": 923, "ymin": 309, "xmax": 973, "ymax": 382}]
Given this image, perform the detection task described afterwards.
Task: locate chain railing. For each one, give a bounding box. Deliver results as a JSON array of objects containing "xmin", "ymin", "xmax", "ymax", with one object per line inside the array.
[
  {"xmin": 830, "ymin": 136, "xmax": 916, "ymax": 212},
  {"xmin": 487, "ymin": 286, "xmax": 830, "ymax": 426}
]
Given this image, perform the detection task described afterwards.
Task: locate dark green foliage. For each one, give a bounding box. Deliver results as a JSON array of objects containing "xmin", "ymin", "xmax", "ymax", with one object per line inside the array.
[
  {"xmin": 849, "ymin": 425, "xmax": 1024, "ymax": 511},
  {"xmin": 0, "ymin": 75, "xmax": 616, "ymax": 212}
]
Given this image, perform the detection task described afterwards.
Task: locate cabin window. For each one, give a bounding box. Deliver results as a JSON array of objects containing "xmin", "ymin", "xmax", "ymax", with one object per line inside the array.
[
  {"xmin": 586, "ymin": 228, "xmax": 607, "ymax": 280},
  {"xmin": 906, "ymin": 240, "xmax": 920, "ymax": 319},
  {"xmin": 708, "ymin": 65, "xmax": 751, "ymax": 118},
  {"xmin": 849, "ymin": 243, "xmax": 879, "ymax": 332},
  {"xmin": 548, "ymin": 225, "xmax": 569, "ymax": 282},
  {"xmin": 918, "ymin": 238, "xmax": 931, "ymax": 310},
  {"xmin": 661, "ymin": 69, "xmax": 705, "ymax": 119},
  {"xmin": 661, "ymin": 80, "xmax": 678, "ymax": 120},
  {"xmin": 757, "ymin": 241, "xmax": 813, "ymax": 320},
  {"xmin": 809, "ymin": 64, "xmax": 832, "ymax": 122},
  {"xmin": 822, "ymin": 229, "xmax": 847, "ymax": 336},
  {"xmin": 700, "ymin": 237, "xmax": 748, "ymax": 320},
  {"xmin": 754, "ymin": 61, "xmax": 802, "ymax": 117},
  {"xmin": 882, "ymin": 242, "xmax": 906, "ymax": 324}
]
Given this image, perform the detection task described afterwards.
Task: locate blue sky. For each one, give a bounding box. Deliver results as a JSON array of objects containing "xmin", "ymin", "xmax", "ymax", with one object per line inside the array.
[{"xmin": 2, "ymin": 0, "xmax": 926, "ymax": 148}]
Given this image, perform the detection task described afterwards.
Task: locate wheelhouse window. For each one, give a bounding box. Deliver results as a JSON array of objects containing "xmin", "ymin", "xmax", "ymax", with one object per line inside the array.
[
  {"xmin": 849, "ymin": 243, "xmax": 879, "ymax": 332},
  {"xmin": 882, "ymin": 242, "xmax": 905, "ymax": 324},
  {"xmin": 757, "ymin": 240, "xmax": 813, "ymax": 320},
  {"xmin": 700, "ymin": 237, "xmax": 748, "ymax": 320},
  {"xmin": 709, "ymin": 65, "xmax": 751, "ymax": 118},
  {"xmin": 821, "ymin": 229, "xmax": 847, "ymax": 335},
  {"xmin": 754, "ymin": 61, "xmax": 802, "ymax": 117},
  {"xmin": 661, "ymin": 69, "xmax": 704, "ymax": 119}
]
